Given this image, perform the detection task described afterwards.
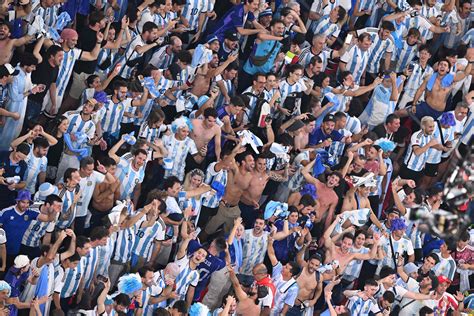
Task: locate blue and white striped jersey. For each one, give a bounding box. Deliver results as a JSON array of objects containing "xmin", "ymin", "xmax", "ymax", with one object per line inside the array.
[
  {"xmin": 144, "ymin": 270, "xmax": 167, "ymax": 313},
  {"xmin": 433, "ymin": 254, "xmax": 457, "ymax": 281},
  {"xmin": 298, "ymin": 46, "xmax": 332, "ymax": 70},
  {"xmin": 181, "ymin": 0, "xmax": 208, "ymax": 31},
  {"xmin": 65, "ymin": 111, "xmax": 96, "ymax": 140},
  {"xmin": 96, "ymin": 236, "xmax": 114, "ymax": 277},
  {"xmin": 461, "ymin": 28, "xmax": 474, "ymax": 48},
  {"xmin": 403, "ymin": 63, "xmax": 433, "ymax": 97},
  {"xmin": 101, "ymin": 98, "xmax": 132, "ymax": 135},
  {"xmin": 60, "ymin": 256, "xmax": 85, "ymax": 298},
  {"xmin": 377, "ymin": 235, "xmax": 414, "ymax": 273},
  {"xmin": 112, "ymin": 225, "xmax": 137, "ymax": 263},
  {"xmin": 114, "ymin": 35, "xmax": 144, "ymax": 79},
  {"xmin": 340, "ymin": 45, "xmax": 370, "ymax": 84},
  {"xmin": 56, "ymin": 187, "xmax": 76, "ymax": 230},
  {"xmin": 404, "ymin": 130, "xmax": 433, "ymax": 171},
  {"xmin": 241, "ymin": 229, "xmax": 269, "ymax": 275},
  {"xmin": 162, "ymin": 134, "xmax": 198, "ymax": 181},
  {"xmin": 150, "ymin": 45, "xmax": 174, "ymax": 69},
  {"xmin": 443, "ymin": 11, "xmax": 472, "ymax": 49},
  {"xmin": 21, "ymin": 205, "xmax": 55, "ymax": 248},
  {"xmin": 116, "ymin": 156, "xmax": 145, "ymax": 200},
  {"xmin": 342, "ymin": 247, "xmax": 370, "ymax": 281},
  {"xmin": 132, "ymin": 217, "xmax": 166, "ymax": 260},
  {"xmin": 201, "ymin": 162, "xmax": 228, "ymax": 209},
  {"xmin": 24, "ymin": 149, "xmax": 47, "ymax": 193},
  {"xmin": 134, "ymin": 99, "xmax": 155, "ymax": 126},
  {"xmin": 271, "ymin": 262, "xmax": 299, "ymax": 316},
  {"xmin": 138, "ymin": 123, "xmax": 167, "ymax": 143},
  {"xmin": 56, "ymin": 48, "xmax": 82, "ymax": 98},
  {"xmin": 393, "ymin": 41, "xmax": 418, "ymax": 73},
  {"xmin": 403, "ymin": 16, "xmax": 434, "ymax": 41},
  {"xmin": 347, "ymin": 296, "xmax": 376, "ymax": 315},
  {"xmin": 174, "ymin": 255, "xmax": 200, "ymax": 301},
  {"xmin": 82, "ymin": 246, "xmax": 99, "ymax": 289},
  {"xmin": 33, "ymin": 4, "xmax": 59, "ymax": 27},
  {"xmin": 287, "ymin": 151, "xmax": 311, "ymax": 192},
  {"xmin": 311, "ymin": 15, "xmax": 340, "ymax": 39},
  {"xmin": 215, "ymin": 78, "xmax": 234, "ymax": 109},
  {"xmin": 356, "ymin": 28, "xmax": 394, "ymax": 74},
  {"xmin": 426, "ymin": 124, "xmax": 454, "ymax": 164}
]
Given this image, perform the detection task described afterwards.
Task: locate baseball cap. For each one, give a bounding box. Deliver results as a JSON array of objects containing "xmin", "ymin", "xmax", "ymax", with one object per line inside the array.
[
  {"xmin": 323, "ymin": 114, "xmax": 335, "ymax": 123},
  {"xmin": 224, "ymin": 30, "xmax": 239, "ymax": 42},
  {"xmin": 0, "ymin": 64, "xmax": 19, "ymax": 77},
  {"xmin": 437, "ymin": 275, "xmax": 451, "ymax": 284},
  {"xmin": 15, "ymin": 190, "xmax": 32, "ymax": 202},
  {"xmin": 287, "ymin": 119, "xmax": 305, "ymax": 132},
  {"xmin": 14, "ymin": 255, "xmax": 30, "ymax": 269},
  {"xmin": 403, "ymin": 262, "xmax": 418, "ymax": 275}
]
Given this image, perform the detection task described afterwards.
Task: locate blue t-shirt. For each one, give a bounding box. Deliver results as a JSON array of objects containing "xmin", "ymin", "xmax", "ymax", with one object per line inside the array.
[
  {"xmin": 0, "ymin": 151, "xmax": 27, "ymax": 208},
  {"xmin": 209, "ymin": 4, "xmax": 255, "ymax": 41},
  {"xmin": 0, "ymin": 207, "xmax": 39, "ymax": 254},
  {"xmin": 309, "ymin": 126, "xmax": 343, "ymax": 147},
  {"xmin": 187, "ymin": 240, "xmax": 225, "ymax": 300}
]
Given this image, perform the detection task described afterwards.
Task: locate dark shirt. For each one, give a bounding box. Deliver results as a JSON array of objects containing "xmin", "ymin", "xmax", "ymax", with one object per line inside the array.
[
  {"xmin": 0, "ymin": 151, "xmax": 27, "ymax": 209},
  {"xmin": 308, "ymin": 126, "xmax": 343, "ymax": 147},
  {"xmin": 74, "ymin": 27, "xmax": 98, "ymax": 74},
  {"xmin": 46, "ymin": 135, "xmax": 64, "ymax": 167},
  {"xmin": 29, "ymin": 60, "xmax": 59, "ymax": 104},
  {"xmin": 372, "ymin": 123, "xmax": 406, "ymax": 146}
]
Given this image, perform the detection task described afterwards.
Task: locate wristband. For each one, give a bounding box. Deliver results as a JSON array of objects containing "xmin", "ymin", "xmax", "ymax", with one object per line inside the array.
[{"xmin": 96, "ymin": 41, "xmax": 102, "ymax": 44}]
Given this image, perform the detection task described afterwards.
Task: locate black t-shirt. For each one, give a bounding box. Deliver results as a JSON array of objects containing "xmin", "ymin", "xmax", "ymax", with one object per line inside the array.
[
  {"xmin": 372, "ymin": 123, "xmax": 407, "ymax": 146},
  {"xmin": 0, "ymin": 151, "xmax": 27, "ymax": 208},
  {"xmin": 46, "ymin": 135, "xmax": 64, "ymax": 167},
  {"xmin": 74, "ymin": 27, "xmax": 98, "ymax": 74},
  {"xmin": 29, "ymin": 60, "xmax": 59, "ymax": 104}
]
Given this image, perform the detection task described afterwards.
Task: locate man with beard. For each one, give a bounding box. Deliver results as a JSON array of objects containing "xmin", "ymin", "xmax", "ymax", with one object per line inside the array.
[
  {"xmin": 309, "ymin": 114, "xmax": 351, "ymax": 149},
  {"xmin": 240, "ymin": 19, "xmax": 285, "ymax": 92},
  {"xmin": 202, "ymin": 151, "xmax": 254, "ymax": 237},
  {"xmin": 301, "ymin": 159, "xmax": 341, "ymax": 232},
  {"xmin": 101, "ymin": 80, "xmax": 149, "ymax": 146},
  {"xmin": 406, "ymin": 55, "xmax": 473, "ymax": 120},
  {"xmin": 0, "ymin": 20, "xmax": 34, "ymax": 66},
  {"xmin": 109, "ymin": 146, "xmax": 147, "ymax": 204},
  {"xmin": 396, "ymin": 256, "xmax": 438, "ymax": 316},
  {"xmin": 239, "ymin": 155, "xmax": 288, "ymax": 229},
  {"xmin": 218, "ymin": 31, "xmax": 239, "ymax": 61},
  {"xmin": 150, "ymin": 35, "xmax": 183, "ymax": 69},
  {"xmin": 290, "ymin": 251, "xmax": 324, "ymax": 315},
  {"xmin": 42, "ymin": 28, "xmax": 103, "ymax": 118}
]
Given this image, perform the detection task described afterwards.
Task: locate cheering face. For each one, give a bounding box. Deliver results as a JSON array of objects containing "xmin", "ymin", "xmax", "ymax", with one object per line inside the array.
[
  {"xmin": 142, "ymin": 271, "xmax": 154, "ymax": 287},
  {"xmin": 243, "ymin": 155, "xmax": 255, "ymax": 172},
  {"xmin": 253, "ymin": 219, "xmax": 265, "ymax": 234},
  {"xmin": 133, "ymin": 153, "xmax": 147, "ymax": 169},
  {"xmin": 340, "ymin": 237, "xmax": 353, "ymax": 252},
  {"xmin": 437, "ymin": 61, "xmax": 450, "ymax": 75},
  {"xmin": 235, "ymin": 224, "xmax": 244, "ymax": 238},
  {"xmin": 272, "ymin": 22, "xmax": 285, "ymax": 37},
  {"xmin": 422, "ymin": 256, "xmax": 437, "ymax": 271},
  {"xmin": 365, "ymin": 284, "xmax": 378, "ymax": 297},
  {"xmin": 255, "ymin": 158, "xmax": 267, "ymax": 173},
  {"xmin": 192, "ymin": 248, "xmax": 208, "ymax": 264},
  {"xmin": 190, "ymin": 175, "xmax": 203, "ymax": 189},
  {"xmin": 17, "ymin": 200, "xmax": 30, "ymax": 212},
  {"xmin": 307, "ymin": 258, "xmax": 321, "ymax": 274},
  {"xmin": 326, "ymin": 174, "xmax": 340, "ymax": 188},
  {"xmin": 322, "ymin": 121, "xmax": 335, "ymax": 135},
  {"xmin": 0, "ymin": 24, "xmax": 10, "ymax": 40},
  {"xmin": 436, "ymin": 281, "xmax": 449, "ymax": 295},
  {"xmin": 354, "ymin": 233, "xmax": 366, "ymax": 247},
  {"xmin": 422, "ymin": 121, "xmax": 435, "ymax": 135}
]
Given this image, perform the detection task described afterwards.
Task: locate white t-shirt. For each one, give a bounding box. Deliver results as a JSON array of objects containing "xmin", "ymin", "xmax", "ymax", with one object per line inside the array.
[{"xmin": 77, "ymin": 171, "xmax": 106, "ymax": 217}]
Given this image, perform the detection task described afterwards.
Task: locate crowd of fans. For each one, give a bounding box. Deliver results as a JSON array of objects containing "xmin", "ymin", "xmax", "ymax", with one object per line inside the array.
[{"xmin": 0, "ymin": 0, "xmax": 473, "ymax": 315}]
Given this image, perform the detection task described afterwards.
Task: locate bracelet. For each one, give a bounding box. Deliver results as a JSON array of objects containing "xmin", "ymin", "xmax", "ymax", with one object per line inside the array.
[{"xmin": 96, "ymin": 41, "xmax": 102, "ymax": 44}]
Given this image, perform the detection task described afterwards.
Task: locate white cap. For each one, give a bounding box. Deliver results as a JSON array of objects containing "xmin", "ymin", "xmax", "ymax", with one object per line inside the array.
[{"xmin": 14, "ymin": 255, "xmax": 29, "ymax": 269}]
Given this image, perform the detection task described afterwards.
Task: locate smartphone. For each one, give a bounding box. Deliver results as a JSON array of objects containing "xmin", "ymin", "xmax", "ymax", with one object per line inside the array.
[
  {"xmin": 410, "ymin": 10, "xmax": 419, "ymax": 17},
  {"xmin": 408, "ymin": 63, "xmax": 415, "ymax": 71},
  {"xmin": 97, "ymin": 275, "xmax": 108, "ymax": 283},
  {"xmin": 345, "ymin": 33, "xmax": 353, "ymax": 45}
]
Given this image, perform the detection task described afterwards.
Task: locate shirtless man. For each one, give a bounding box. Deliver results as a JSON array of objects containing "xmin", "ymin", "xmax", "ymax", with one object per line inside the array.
[
  {"xmin": 323, "ymin": 213, "xmax": 380, "ymax": 277},
  {"xmin": 191, "ymin": 107, "xmax": 221, "ymax": 160},
  {"xmin": 301, "ymin": 159, "xmax": 340, "ymax": 231},
  {"xmin": 90, "ymin": 157, "xmax": 121, "ymax": 228},
  {"xmin": 291, "ymin": 250, "xmax": 324, "ymax": 316},
  {"xmin": 239, "ymin": 155, "xmax": 289, "ymax": 229},
  {"xmin": 0, "ymin": 20, "xmax": 34, "ymax": 65},
  {"xmin": 227, "ymin": 265, "xmax": 261, "ymax": 316},
  {"xmin": 401, "ymin": 52, "xmax": 473, "ymax": 120},
  {"xmin": 202, "ymin": 151, "xmax": 254, "ymax": 237}
]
